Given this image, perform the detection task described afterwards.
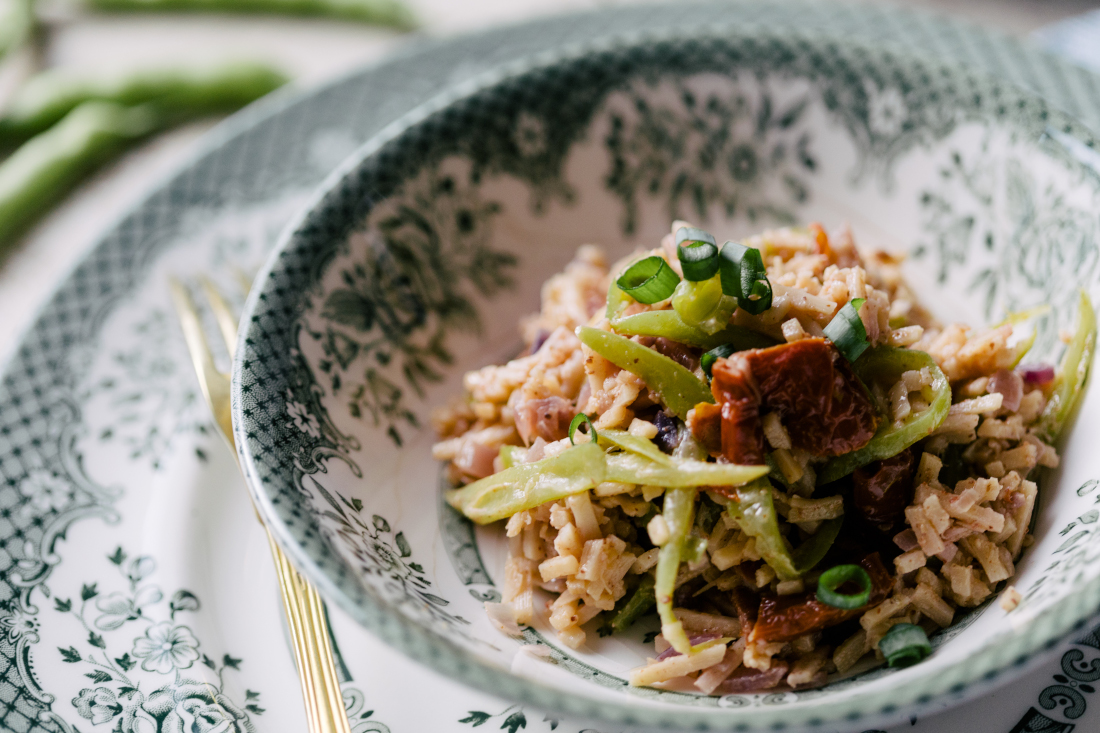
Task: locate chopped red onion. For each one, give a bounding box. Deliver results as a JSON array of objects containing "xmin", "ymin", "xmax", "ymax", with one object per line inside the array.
[
  {"xmin": 654, "ymin": 634, "xmax": 721, "ymax": 661},
  {"xmin": 525, "ymin": 438, "xmax": 546, "ymax": 463},
  {"xmin": 893, "ymin": 529, "xmax": 919, "ymax": 552},
  {"xmin": 574, "ymin": 380, "xmax": 591, "ymax": 413},
  {"xmin": 513, "ymin": 396, "xmax": 574, "ymax": 445},
  {"xmin": 936, "ymin": 542, "xmax": 959, "ymax": 563},
  {"xmin": 716, "ymin": 661, "xmax": 790, "ymax": 693},
  {"xmin": 530, "ymin": 329, "xmax": 551, "ymax": 354},
  {"xmin": 455, "ymin": 440, "xmax": 498, "ymax": 479},
  {"xmin": 988, "ymin": 369, "xmax": 1023, "ymax": 412},
  {"xmin": 1020, "ymin": 364, "xmax": 1055, "ymax": 385},
  {"xmin": 942, "ymin": 525, "xmax": 973, "ymax": 542},
  {"xmin": 1006, "ymin": 491, "xmax": 1026, "ymax": 509}
]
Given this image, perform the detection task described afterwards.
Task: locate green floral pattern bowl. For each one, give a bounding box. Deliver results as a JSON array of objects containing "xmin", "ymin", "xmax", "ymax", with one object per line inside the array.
[{"xmin": 232, "ymin": 28, "xmax": 1100, "ymax": 732}]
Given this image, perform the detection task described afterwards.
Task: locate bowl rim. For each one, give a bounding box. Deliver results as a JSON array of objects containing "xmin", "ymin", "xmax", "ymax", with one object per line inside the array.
[{"xmin": 232, "ymin": 21, "xmax": 1100, "ymax": 732}]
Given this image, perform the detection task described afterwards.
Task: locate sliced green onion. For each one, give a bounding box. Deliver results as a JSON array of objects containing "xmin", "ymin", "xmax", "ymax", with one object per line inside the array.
[
  {"xmin": 718, "ymin": 242, "xmax": 773, "ymax": 315},
  {"xmin": 616, "ymin": 256, "xmax": 680, "ymax": 304},
  {"xmin": 816, "ymin": 564, "xmax": 872, "ymax": 609},
  {"xmin": 676, "ymin": 228, "xmax": 720, "ymax": 282},
  {"xmin": 568, "ymin": 413, "xmax": 598, "ymax": 445},
  {"xmin": 675, "ymin": 226, "xmax": 717, "ymax": 247},
  {"xmin": 701, "ymin": 343, "xmax": 738, "ymax": 378},
  {"xmin": 880, "ymin": 623, "xmax": 932, "ymax": 668},
  {"xmin": 823, "ymin": 297, "xmax": 870, "ymax": 362}
]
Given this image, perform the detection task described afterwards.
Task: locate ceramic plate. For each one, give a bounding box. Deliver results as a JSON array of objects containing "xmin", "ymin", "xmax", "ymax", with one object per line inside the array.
[{"xmin": 4, "ymin": 3, "xmax": 1100, "ymax": 733}]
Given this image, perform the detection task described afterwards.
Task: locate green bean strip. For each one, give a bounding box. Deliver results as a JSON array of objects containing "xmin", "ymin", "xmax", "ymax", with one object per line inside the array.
[
  {"xmin": 598, "ymin": 429, "xmax": 673, "ymax": 466},
  {"xmin": 578, "ymin": 326, "xmax": 714, "ymax": 420},
  {"xmin": 790, "ymin": 516, "xmax": 843, "ymax": 573},
  {"xmin": 445, "ymin": 443, "xmax": 606, "ymax": 524},
  {"xmin": 0, "ymin": 63, "xmax": 289, "ymax": 147},
  {"xmin": 1038, "ymin": 291, "xmax": 1096, "ymax": 442},
  {"xmin": 671, "ymin": 274, "xmax": 738, "ymax": 335},
  {"xmin": 817, "ymin": 346, "xmax": 950, "ymax": 485},
  {"xmin": 725, "ymin": 480, "xmax": 842, "ymax": 581},
  {"xmin": 655, "ymin": 486, "xmax": 697, "ymax": 654},
  {"xmin": 726, "ymin": 479, "xmax": 798, "ymax": 581},
  {"xmin": 0, "ymin": 101, "xmax": 159, "ymax": 249},
  {"xmin": 601, "ymin": 574, "xmax": 656, "ymax": 636},
  {"xmin": 611, "ymin": 308, "xmax": 777, "ymax": 351},
  {"xmin": 605, "ymin": 451, "xmax": 768, "ymax": 488},
  {"xmin": 84, "ymin": 0, "xmax": 417, "ymax": 29}
]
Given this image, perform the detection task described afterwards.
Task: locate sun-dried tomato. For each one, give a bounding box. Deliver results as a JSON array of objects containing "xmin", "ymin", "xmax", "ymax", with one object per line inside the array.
[
  {"xmin": 707, "ymin": 354, "xmax": 765, "ymax": 464},
  {"xmin": 707, "ymin": 338, "xmax": 878, "ymax": 464}
]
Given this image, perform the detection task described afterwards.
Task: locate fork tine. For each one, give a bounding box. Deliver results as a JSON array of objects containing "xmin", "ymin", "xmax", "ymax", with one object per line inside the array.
[
  {"xmin": 200, "ymin": 275, "xmax": 240, "ymax": 359},
  {"xmin": 169, "ymin": 277, "xmax": 235, "ymax": 450},
  {"xmin": 169, "ymin": 278, "xmax": 218, "ymax": 405}
]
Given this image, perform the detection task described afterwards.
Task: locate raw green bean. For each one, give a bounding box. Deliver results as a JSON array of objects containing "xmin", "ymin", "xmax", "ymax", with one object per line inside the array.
[
  {"xmin": 0, "ymin": 101, "xmax": 158, "ymax": 249},
  {"xmin": 84, "ymin": 0, "xmax": 418, "ymax": 29},
  {"xmin": 0, "ymin": 0, "xmax": 34, "ymax": 64},
  {"xmin": 0, "ymin": 63, "xmax": 289, "ymax": 147}
]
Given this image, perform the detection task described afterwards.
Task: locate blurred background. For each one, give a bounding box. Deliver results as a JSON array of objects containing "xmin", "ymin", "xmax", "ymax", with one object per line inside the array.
[{"xmin": 0, "ymin": 0, "xmax": 1099, "ymax": 361}]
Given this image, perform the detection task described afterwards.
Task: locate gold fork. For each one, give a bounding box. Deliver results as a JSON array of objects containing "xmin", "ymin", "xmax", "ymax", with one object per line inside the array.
[{"xmin": 169, "ymin": 276, "xmax": 352, "ymax": 733}]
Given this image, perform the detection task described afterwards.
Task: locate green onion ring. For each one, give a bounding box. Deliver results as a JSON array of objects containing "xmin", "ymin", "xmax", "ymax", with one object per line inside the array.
[
  {"xmin": 701, "ymin": 343, "xmax": 739, "ymax": 378},
  {"xmin": 616, "ymin": 256, "xmax": 681, "ymax": 304},
  {"xmin": 879, "ymin": 623, "xmax": 932, "ymax": 668},
  {"xmin": 675, "ymin": 226, "xmax": 717, "ymax": 248},
  {"xmin": 823, "ymin": 297, "xmax": 870, "ymax": 362},
  {"xmin": 816, "ymin": 564, "xmax": 872, "ymax": 609},
  {"xmin": 718, "ymin": 242, "xmax": 773, "ymax": 315},
  {"xmin": 568, "ymin": 413, "xmax": 598, "ymax": 445},
  {"xmin": 677, "ymin": 241, "xmax": 720, "ymax": 281}
]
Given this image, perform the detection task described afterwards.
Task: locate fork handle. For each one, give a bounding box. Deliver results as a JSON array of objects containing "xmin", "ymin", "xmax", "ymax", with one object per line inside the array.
[{"xmin": 267, "ymin": 530, "xmax": 352, "ymax": 733}]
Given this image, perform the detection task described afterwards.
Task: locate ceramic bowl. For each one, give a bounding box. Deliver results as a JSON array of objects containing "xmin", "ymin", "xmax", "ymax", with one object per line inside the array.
[{"xmin": 232, "ymin": 28, "xmax": 1100, "ymax": 732}]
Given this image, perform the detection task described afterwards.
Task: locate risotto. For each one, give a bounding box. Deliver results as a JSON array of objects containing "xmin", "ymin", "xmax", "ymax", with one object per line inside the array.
[{"xmin": 433, "ymin": 222, "xmax": 1095, "ymax": 694}]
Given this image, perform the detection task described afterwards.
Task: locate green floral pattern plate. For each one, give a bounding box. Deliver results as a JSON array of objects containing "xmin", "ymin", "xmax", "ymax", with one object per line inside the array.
[
  {"xmin": 233, "ymin": 19, "xmax": 1100, "ymax": 733},
  {"xmin": 3, "ymin": 3, "xmax": 1100, "ymax": 733}
]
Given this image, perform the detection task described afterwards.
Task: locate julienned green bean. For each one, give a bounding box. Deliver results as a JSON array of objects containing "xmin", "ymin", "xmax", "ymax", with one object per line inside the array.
[
  {"xmin": 85, "ymin": 0, "xmax": 417, "ymax": 29},
  {"xmin": 0, "ymin": 63, "xmax": 290, "ymax": 147},
  {"xmin": 1037, "ymin": 291, "xmax": 1096, "ymax": 442},
  {"xmin": 0, "ymin": 102, "xmax": 159, "ymax": 248},
  {"xmin": 817, "ymin": 346, "xmax": 950, "ymax": 485},
  {"xmin": 577, "ymin": 326, "xmax": 713, "ymax": 420},
  {"xmin": 601, "ymin": 574, "xmax": 656, "ymax": 636}
]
